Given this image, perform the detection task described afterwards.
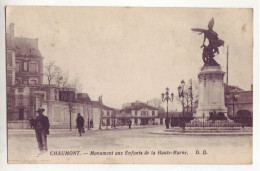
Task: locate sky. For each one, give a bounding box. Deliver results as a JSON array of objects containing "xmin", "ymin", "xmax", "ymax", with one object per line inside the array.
[{"xmin": 6, "ymin": 7, "xmax": 253, "ymax": 109}]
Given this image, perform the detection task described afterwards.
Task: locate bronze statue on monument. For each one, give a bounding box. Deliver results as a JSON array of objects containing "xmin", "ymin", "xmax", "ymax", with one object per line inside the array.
[{"xmin": 192, "ymin": 18, "xmax": 224, "ymax": 66}]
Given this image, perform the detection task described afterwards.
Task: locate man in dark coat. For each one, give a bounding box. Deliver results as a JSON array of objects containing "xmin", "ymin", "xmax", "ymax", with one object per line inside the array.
[
  {"xmin": 76, "ymin": 113, "xmax": 85, "ymax": 136},
  {"xmin": 128, "ymin": 119, "xmax": 132, "ymax": 129},
  {"xmin": 90, "ymin": 119, "xmax": 93, "ymax": 128},
  {"xmin": 30, "ymin": 117, "xmax": 35, "ymax": 129},
  {"xmin": 35, "ymin": 108, "xmax": 50, "ymax": 152}
]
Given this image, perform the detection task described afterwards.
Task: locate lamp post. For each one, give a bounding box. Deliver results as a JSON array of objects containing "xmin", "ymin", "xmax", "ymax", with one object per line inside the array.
[
  {"xmin": 161, "ymin": 87, "xmax": 174, "ymax": 129},
  {"xmin": 178, "ymin": 80, "xmax": 186, "ymax": 133},
  {"xmin": 227, "ymin": 89, "xmax": 239, "ymax": 116},
  {"xmin": 189, "ymin": 85, "xmax": 193, "ymax": 113}
]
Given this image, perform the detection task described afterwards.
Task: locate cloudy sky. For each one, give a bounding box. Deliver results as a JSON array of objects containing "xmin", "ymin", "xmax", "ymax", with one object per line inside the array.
[{"xmin": 6, "ymin": 7, "xmax": 253, "ymax": 109}]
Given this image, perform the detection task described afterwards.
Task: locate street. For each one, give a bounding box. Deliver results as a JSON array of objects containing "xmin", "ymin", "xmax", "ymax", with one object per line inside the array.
[{"xmin": 8, "ymin": 125, "xmax": 252, "ymax": 164}]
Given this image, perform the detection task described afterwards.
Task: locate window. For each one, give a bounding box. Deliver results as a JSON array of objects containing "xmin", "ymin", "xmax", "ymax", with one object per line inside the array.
[
  {"xmin": 135, "ymin": 111, "xmax": 137, "ymax": 115},
  {"xmin": 107, "ymin": 111, "xmax": 110, "ymax": 116},
  {"xmin": 141, "ymin": 111, "xmax": 147, "ymax": 117},
  {"xmin": 15, "ymin": 79, "xmax": 20, "ymax": 85},
  {"xmin": 7, "ymin": 53, "xmax": 12, "ymax": 66},
  {"xmin": 7, "ymin": 99, "xmax": 11, "ymax": 111},
  {"xmin": 23, "ymin": 62, "xmax": 28, "ymax": 71},
  {"xmin": 18, "ymin": 88, "xmax": 24, "ymax": 92},
  {"xmin": 23, "ymin": 80, "xmax": 28, "ymax": 85},
  {"xmin": 152, "ymin": 111, "xmax": 155, "ymax": 116},
  {"xmin": 30, "ymin": 63, "xmax": 38, "ymax": 73},
  {"xmin": 16, "ymin": 62, "xmax": 21, "ymax": 73},
  {"xmin": 29, "ymin": 80, "xmax": 37, "ymax": 85},
  {"xmin": 19, "ymin": 94, "xmax": 23, "ymax": 105}
]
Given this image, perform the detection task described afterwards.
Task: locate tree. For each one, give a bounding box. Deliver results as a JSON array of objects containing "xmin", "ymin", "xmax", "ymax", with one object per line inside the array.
[
  {"xmin": 69, "ymin": 76, "xmax": 83, "ymax": 93},
  {"xmin": 44, "ymin": 61, "xmax": 70, "ymax": 87},
  {"xmin": 55, "ymin": 69, "xmax": 69, "ymax": 87},
  {"xmin": 176, "ymin": 79, "xmax": 199, "ymax": 113},
  {"xmin": 147, "ymin": 98, "xmax": 165, "ymax": 112},
  {"xmin": 44, "ymin": 61, "xmax": 60, "ymax": 85}
]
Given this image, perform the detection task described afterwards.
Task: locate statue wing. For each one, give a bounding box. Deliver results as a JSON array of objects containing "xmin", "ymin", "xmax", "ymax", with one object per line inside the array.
[
  {"xmin": 191, "ymin": 28, "xmax": 207, "ymax": 33},
  {"xmin": 208, "ymin": 17, "xmax": 214, "ymax": 29}
]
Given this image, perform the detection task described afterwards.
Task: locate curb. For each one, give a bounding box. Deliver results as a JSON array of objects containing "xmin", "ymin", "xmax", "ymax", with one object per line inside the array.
[{"xmin": 150, "ymin": 131, "xmax": 253, "ymax": 136}]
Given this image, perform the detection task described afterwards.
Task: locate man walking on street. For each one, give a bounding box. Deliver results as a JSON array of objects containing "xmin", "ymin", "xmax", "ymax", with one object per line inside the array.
[
  {"xmin": 128, "ymin": 119, "xmax": 132, "ymax": 129},
  {"xmin": 90, "ymin": 119, "xmax": 93, "ymax": 128},
  {"xmin": 76, "ymin": 113, "xmax": 85, "ymax": 137},
  {"xmin": 35, "ymin": 108, "xmax": 50, "ymax": 153}
]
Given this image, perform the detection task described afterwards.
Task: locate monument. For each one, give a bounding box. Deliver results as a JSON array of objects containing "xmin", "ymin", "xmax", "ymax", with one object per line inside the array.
[{"xmin": 192, "ymin": 18, "xmax": 227, "ymax": 117}]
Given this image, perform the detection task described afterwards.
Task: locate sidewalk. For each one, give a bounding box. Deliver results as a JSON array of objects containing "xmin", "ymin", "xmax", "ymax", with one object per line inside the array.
[
  {"xmin": 150, "ymin": 127, "xmax": 253, "ymax": 136},
  {"xmin": 8, "ymin": 125, "xmax": 161, "ymax": 132}
]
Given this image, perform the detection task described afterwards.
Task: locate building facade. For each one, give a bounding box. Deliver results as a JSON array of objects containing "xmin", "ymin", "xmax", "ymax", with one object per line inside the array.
[
  {"xmin": 6, "ymin": 23, "xmax": 114, "ymax": 129},
  {"xmin": 118, "ymin": 101, "xmax": 159, "ymax": 125},
  {"xmin": 6, "ymin": 23, "xmax": 44, "ymax": 123},
  {"xmin": 224, "ymin": 84, "xmax": 253, "ymax": 117}
]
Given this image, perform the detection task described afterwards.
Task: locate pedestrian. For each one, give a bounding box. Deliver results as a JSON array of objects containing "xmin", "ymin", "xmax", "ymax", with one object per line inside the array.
[
  {"xmin": 128, "ymin": 119, "xmax": 132, "ymax": 129},
  {"xmin": 30, "ymin": 117, "xmax": 35, "ymax": 129},
  {"xmin": 76, "ymin": 113, "xmax": 85, "ymax": 137},
  {"xmin": 34, "ymin": 108, "xmax": 50, "ymax": 153},
  {"xmin": 90, "ymin": 119, "xmax": 93, "ymax": 128}
]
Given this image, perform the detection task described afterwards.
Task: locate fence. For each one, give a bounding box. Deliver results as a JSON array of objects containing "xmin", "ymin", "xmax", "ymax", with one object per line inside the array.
[{"xmin": 170, "ymin": 116, "xmax": 252, "ymax": 128}]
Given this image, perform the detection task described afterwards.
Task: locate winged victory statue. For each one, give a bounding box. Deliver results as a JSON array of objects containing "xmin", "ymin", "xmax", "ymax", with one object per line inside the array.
[{"xmin": 191, "ymin": 18, "xmax": 224, "ymax": 66}]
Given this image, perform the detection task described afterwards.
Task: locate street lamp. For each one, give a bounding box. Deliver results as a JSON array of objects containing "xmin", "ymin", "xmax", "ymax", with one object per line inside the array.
[
  {"xmin": 178, "ymin": 80, "xmax": 186, "ymax": 133},
  {"xmin": 189, "ymin": 85, "xmax": 193, "ymax": 113},
  {"xmin": 227, "ymin": 89, "xmax": 239, "ymax": 116},
  {"xmin": 161, "ymin": 87, "xmax": 174, "ymax": 129}
]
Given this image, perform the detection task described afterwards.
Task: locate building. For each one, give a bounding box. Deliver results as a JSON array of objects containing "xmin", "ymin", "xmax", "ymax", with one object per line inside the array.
[
  {"xmin": 6, "ymin": 23, "xmax": 114, "ymax": 129},
  {"xmin": 6, "ymin": 23, "xmax": 44, "ymax": 123},
  {"xmin": 225, "ymin": 84, "xmax": 253, "ymax": 117},
  {"xmin": 118, "ymin": 101, "xmax": 159, "ymax": 125}
]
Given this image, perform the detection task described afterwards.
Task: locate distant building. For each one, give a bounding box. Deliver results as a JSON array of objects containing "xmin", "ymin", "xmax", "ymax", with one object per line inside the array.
[
  {"xmin": 118, "ymin": 101, "xmax": 159, "ymax": 125},
  {"xmin": 225, "ymin": 84, "xmax": 253, "ymax": 117}
]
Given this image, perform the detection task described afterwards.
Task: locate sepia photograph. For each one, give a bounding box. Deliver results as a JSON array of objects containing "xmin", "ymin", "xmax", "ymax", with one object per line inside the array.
[{"xmin": 2, "ymin": 4, "xmax": 257, "ymax": 166}]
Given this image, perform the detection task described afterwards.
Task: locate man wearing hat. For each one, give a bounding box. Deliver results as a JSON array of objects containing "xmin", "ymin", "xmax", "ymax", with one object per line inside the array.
[
  {"xmin": 76, "ymin": 113, "xmax": 85, "ymax": 137},
  {"xmin": 35, "ymin": 108, "xmax": 50, "ymax": 152}
]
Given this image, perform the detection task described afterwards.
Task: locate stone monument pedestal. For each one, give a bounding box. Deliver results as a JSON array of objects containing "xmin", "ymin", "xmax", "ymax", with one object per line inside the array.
[{"xmin": 195, "ymin": 65, "xmax": 227, "ymax": 117}]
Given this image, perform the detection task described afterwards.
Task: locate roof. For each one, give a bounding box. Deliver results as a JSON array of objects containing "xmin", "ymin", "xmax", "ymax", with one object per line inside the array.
[
  {"xmin": 13, "ymin": 37, "xmax": 42, "ymax": 57},
  {"xmin": 88, "ymin": 101, "xmax": 114, "ymax": 110},
  {"xmin": 6, "ymin": 33, "xmax": 42, "ymax": 57},
  {"xmin": 122, "ymin": 102, "xmax": 158, "ymax": 113},
  {"xmin": 101, "ymin": 104, "xmax": 114, "ymax": 110},
  {"xmin": 76, "ymin": 93, "xmax": 91, "ymax": 102},
  {"xmin": 224, "ymin": 84, "xmax": 244, "ymax": 92}
]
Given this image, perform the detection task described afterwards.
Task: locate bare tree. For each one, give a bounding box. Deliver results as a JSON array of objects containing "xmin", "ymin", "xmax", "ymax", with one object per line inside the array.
[
  {"xmin": 44, "ymin": 61, "xmax": 59, "ymax": 85},
  {"xmin": 70, "ymin": 76, "xmax": 83, "ymax": 93},
  {"xmin": 55, "ymin": 68, "xmax": 69, "ymax": 87},
  {"xmin": 176, "ymin": 79, "xmax": 199, "ymax": 112},
  {"xmin": 147, "ymin": 98, "xmax": 165, "ymax": 112}
]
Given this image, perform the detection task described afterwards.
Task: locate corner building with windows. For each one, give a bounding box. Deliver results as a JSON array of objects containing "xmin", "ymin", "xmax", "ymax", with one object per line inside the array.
[
  {"xmin": 6, "ymin": 23, "xmax": 44, "ymax": 122},
  {"xmin": 6, "ymin": 23, "xmax": 115, "ymax": 129}
]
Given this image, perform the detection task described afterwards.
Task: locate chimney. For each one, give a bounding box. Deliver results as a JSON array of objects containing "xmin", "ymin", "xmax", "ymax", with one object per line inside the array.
[
  {"xmin": 9, "ymin": 23, "xmax": 14, "ymax": 37},
  {"xmin": 35, "ymin": 38, "xmax": 38, "ymax": 48},
  {"xmin": 251, "ymin": 84, "xmax": 253, "ymax": 91}
]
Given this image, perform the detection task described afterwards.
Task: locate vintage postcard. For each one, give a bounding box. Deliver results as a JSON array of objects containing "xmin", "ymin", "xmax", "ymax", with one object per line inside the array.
[{"xmin": 5, "ymin": 6, "xmax": 254, "ymax": 164}]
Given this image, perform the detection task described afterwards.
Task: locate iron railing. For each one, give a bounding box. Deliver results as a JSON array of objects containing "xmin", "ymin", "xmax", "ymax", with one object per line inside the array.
[{"xmin": 169, "ymin": 116, "xmax": 252, "ymax": 128}]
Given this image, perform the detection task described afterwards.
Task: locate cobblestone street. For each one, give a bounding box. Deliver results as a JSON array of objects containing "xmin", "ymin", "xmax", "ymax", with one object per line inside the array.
[{"xmin": 8, "ymin": 125, "xmax": 252, "ymax": 164}]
